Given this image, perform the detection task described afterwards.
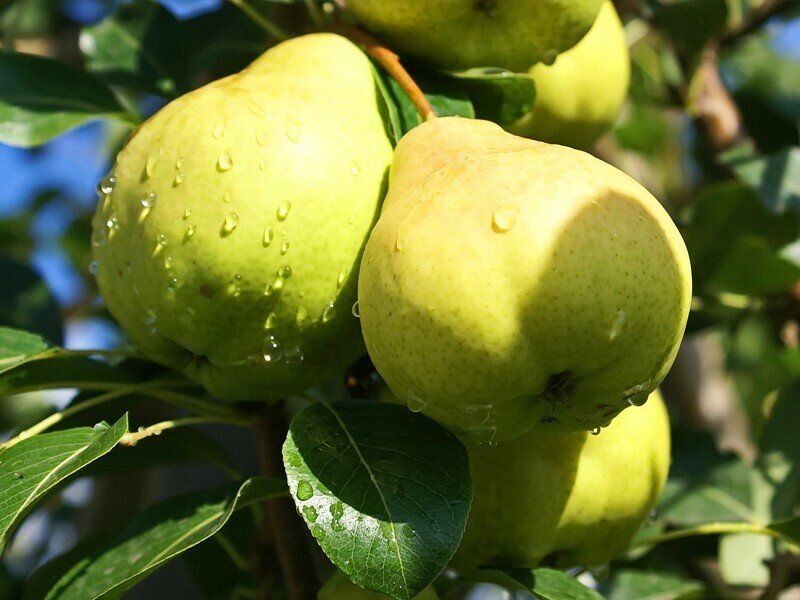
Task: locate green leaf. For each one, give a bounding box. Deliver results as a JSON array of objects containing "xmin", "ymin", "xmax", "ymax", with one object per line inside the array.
[
  {"xmin": 283, "ymin": 400, "xmax": 472, "ymax": 600},
  {"xmin": 0, "ymin": 356, "xmax": 133, "ymax": 399},
  {"xmin": 501, "ymin": 567, "xmax": 602, "ymax": 600},
  {"xmin": 0, "ymin": 327, "xmax": 54, "ymax": 374},
  {"xmin": 0, "ymin": 415, "xmax": 129, "ymax": 552},
  {"xmin": 0, "ymin": 259, "xmax": 62, "ymax": 345},
  {"xmin": 647, "ymin": 0, "xmax": 728, "ymax": 62},
  {"xmin": 606, "ymin": 569, "xmax": 706, "ymax": 600},
  {"xmin": 45, "ymin": 477, "xmax": 286, "ymax": 599},
  {"xmin": 759, "ymin": 385, "xmax": 800, "ymax": 519},
  {"xmin": 0, "ymin": 52, "xmax": 131, "ymax": 148},
  {"xmin": 768, "ymin": 516, "xmax": 800, "ymax": 546},
  {"xmin": 726, "ymin": 146, "xmax": 800, "ymax": 216},
  {"xmin": 718, "ymin": 533, "xmax": 771, "ymax": 587},
  {"xmin": 447, "ymin": 67, "xmax": 536, "ymax": 124}
]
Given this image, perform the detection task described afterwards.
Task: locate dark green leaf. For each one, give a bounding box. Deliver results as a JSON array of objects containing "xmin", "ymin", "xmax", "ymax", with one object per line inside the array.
[
  {"xmin": 0, "ymin": 355, "xmax": 133, "ymax": 398},
  {"xmin": 0, "ymin": 415, "xmax": 129, "ymax": 552},
  {"xmin": 759, "ymin": 384, "xmax": 800, "ymax": 519},
  {"xmin": 0, "ymin": 52, "xmax": 131, "ymax": 148},
  {"xmin": 0, "ymin": 259, "xmax": 62, "ymax": 345},
  {"xmin": 447, "ymin": 67, "xmax": 536, "ymax": 125},
  {"xmin": 45, "ymin": 477, "xmax": 286, "ymax": 599},
  {"xmin": 606, "ymin": 569, "xmax": 706, "ymax": 600},
  {"xmin": 647, "ymin": 0, "xmax": 728, "ymax": 61},
  {"xmin": 283, "ymin": 401, "xmax": 472, "ymax": 600},
  {"xmin": 504, "ymin": 567, "xmax": 602, "ymax": 600},
  {"xmin": 768, "ymin": 516, "xmax": 800, "ymax": 545}
]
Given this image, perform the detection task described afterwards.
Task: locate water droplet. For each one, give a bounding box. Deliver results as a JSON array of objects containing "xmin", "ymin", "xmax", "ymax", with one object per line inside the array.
[
  {"xmin": 609, "ymin": 310, "xmax": 628, "ymax": 341},
  {"xmin": 164, "ymin": 255, "xmax": 174, "ymax": 269},
  {"xmin": 153, "ymin": 233, "xmax": 167, "ymax": 256},
  {"xmin": 144, "ymin": 309, "xmax": 157, "ymax": 335},
  {"xmin": 220, "ymin": 213, "xmax": 239, "ymax": 236},
  {"xmin": 91, "ymin": 227, "xmax": 108, "ymax": 247},
  {"xmin": 212, "ymin": 125, "xmax": 225, "ymax": 139},
  {"xmin": 351, "ymin": 301, "xmax": 360, "ymax": 318},
  {"xmin": 337, "ymin": 269, "xmax": 347, "ymax": 287},
  {"xmin": 262, "ymin": 226, "xmax": 274, "ymax": 247},
  {"xmin": 263, "ymin": 335, "xmax": 283, "ymax": 363},
  {"xmin": 285, "ymin": 116, "xmax": 301, "ymax": 142},
  {"xmin": 492, "ymin": 204, "xmax": 519, "ymax": 233},
  {"xmin": 223, "ymin": 190, "xmax": 232, "ymax": 203},
  {"xmin": 347, "ymin": 213, "xmax": 355, "ymax": 225},
  {"xmin": 145, "ymin": 155, "xmax": 158, "ymax": 178},
  {"xmin": 280, "ymin": 240, "xmax": 290, "ymax": 255},
  {"xmin": 590, "ymin": 427, "xmax": 601, "ymax": 436},
  {"xmin": 302, "ymin": 506, "xmax": 318, "ymax": 522},
  {"xmin": 139, "ymin": 192, "xmax": 158, "ymax": 221},
  {"xmin": 184, "ymin": 224, "xmax": 196, "ymax": 241},
  {"xmin": 295, "ymin": 305, "xmax": 309, "ymax": 325},
  {"xmin": 469, "ymin": 425, "xmax": 498, "ymax": 445},
  {"xmin": 278, "ymin": 265, "xmax": 292, "ymax": 279},
  {"xmin": 406, "ymin": 388, "xmax": 425, "ymax": 412},
  {"xmin": 259, "ymin": 159, "xmax": 267, "ymax": 170},
  {"xmin": 88, "ymin": 260, "xmax": 99, "ymax": 275},
  {"xmin": 541, "ymin": 49, "xmax": 558, "ymax": 65},
  {"xmin": 98, "ymin": 174, "xmax": 116, "ymax": 195},
  {"xmin": 285, "ymin": 344, "xmax": 305, "ymax": 363},
  {"xmin": 105, "ymin": 214, "xmax": 120, "ymax": 236},
  {"xmin": 623, "ymin": 383, "xmax": 650, "ymax": 407},
  {"xmin": 13, "ymin": 472, "xmax": 23, "ymax": 480},
  {"xmin": 256, "ymin": 128, "xmax": 268, "ymax": 146},
  {"xmin": 264, "ymin": 312, "xmax": 278, "ymax": 330},
  {"xmin": 465, "ymin": 403, "xmax": 492, "ymax": 424},
  {"xmin": 322, "ymin": 301, "xmax": 335, "ymax": 323},
  {"xmin": 312, "ymin": 526, "xmax": 325, "ymax": 540},
  {"xmin": 350, "ymin": 161, "xmax": 361, "ymax": 176},
  {"xmin": 330, "ymin": 501, "xmax": 344, "ymax": 522},
  {"xmin": 228, "ymin": 274, "xmax": 242, "ymax": 297},
  {"xmin": 296, "ymin": 480, "xmax": 313, "ymax": 501},
  {"xmin": 183, "ymin": 208, "xmax": 192, "ymax": 220},
  {"xmin": 167, "ymin": 273, "xmax": 179, "ymax": 290},
  {"xmin": 174, "ymin": 171, "xmax": 185, "ymax": 186},
  {"xmin": 175, "ymin": 157, "xmax": 185, "ymax": 170},
  {"xmin": 217, "ymin": 152, "xmax": 233, "ymax": 171},
  {"xmin": 277, "ymin": 201, "xmax": 291, "ymax": 221},
  {"xmin": 394, "ymin": 230, "xmax": 404, "ymax": 251}
]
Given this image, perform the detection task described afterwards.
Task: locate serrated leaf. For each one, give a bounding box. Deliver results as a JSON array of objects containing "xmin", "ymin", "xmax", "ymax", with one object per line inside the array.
[
  {"xmin": 45, "ymin": 477, "xmax": 286, "ymax": 599},
  {"xmin": 606, "ymin": 569, "xmax": 706, "ymax": 600},
  {"xmin": 0, "ymin": 52, "xmax": 132, "ymax": 148},
  {"xmin": 447, "ymin": 67, "xmax": 536, "ymax": 124},
  {"xmin": 501, "ymin": 567, "xmax": 602, "ymax": 600},
  {"xmin": 0, "ymin": 415, "xmax": 129, "ymax": 552},
  {"xmin": 283, "ymin": 401, "xmax": 471, "ymax": 600}
]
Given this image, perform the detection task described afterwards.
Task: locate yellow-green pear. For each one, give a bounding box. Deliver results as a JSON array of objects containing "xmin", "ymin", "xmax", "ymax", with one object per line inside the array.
[
  {"xmin": 454, "ymin": 390, "xmax": 670, "ymax": 570},
  {"xmin": 319, "ymin": 570, "xmax": 438, "ymax": 600},
  {"xmin": 91, "ymin": 34, "xmax": 393, "ymax": 399},
  {"xmin": 358, "ymin": 117, "xmax": 690, "ymax": 442},
  {"xmin": 345, "ymin": 0, "xmax": 603, "ymax": 71},
  {"xmin": 506, "ymin": 1, "xmax": 630, "ymax": 149}
]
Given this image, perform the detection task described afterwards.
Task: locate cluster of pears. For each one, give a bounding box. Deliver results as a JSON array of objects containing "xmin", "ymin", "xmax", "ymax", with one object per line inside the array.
[{"xmin": 90, "ymin": 1, "xmax": 689, "ymax": 594}]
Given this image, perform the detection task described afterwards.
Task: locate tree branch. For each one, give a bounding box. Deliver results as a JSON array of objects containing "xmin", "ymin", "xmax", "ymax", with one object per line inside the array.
[
  {"xmin": 255, "ymin": 403, "xmax": 319, "ymax": 600},
  {"xmin": 721, "ymin": 0, "xmax": 793, "ymax": 46},
  {"xmin": 333, "ymin": 25, "xmax": 436, "ymax": 121}
]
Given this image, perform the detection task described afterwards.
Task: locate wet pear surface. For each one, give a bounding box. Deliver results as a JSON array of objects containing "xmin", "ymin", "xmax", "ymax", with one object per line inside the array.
[{"xmin": 91, "ymin": 34, "xmax": 393, "ymax": 399}]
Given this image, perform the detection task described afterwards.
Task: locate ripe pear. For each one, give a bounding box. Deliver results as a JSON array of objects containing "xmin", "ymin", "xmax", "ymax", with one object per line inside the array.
[
  {"xmin": 506, "ymin": 1, "xmax": 630, "ymax": 149},
  {"xmin": 319, "ymin": 570, "xmax": 438, "ymax": 600},
  {"xmin": 91, "ymin": 34, "xmax": 393, "ymax": 399},
  {"xmin": 358, "ymin": 117, "xmax": 690, "ymax": 442},
  {"xmin": 345, "ymin": 0, "xmax": 603, "ymax": 71},
  {"xmin": 454, "ymin": 390, "xmax": 671, "ymax": 570}
]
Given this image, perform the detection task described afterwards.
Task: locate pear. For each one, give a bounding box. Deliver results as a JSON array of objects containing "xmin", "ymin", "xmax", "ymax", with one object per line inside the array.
[
  {"xmin": 319, "ymin": 570, "xmax": 438, "ymax": 600},
  {"xmin": 345, "ymin": 0, "xmax": 603, "ymax": 71},
  {"xmin": 358, "ymin": 117, "xmax": 690, "ymax": 442},
  {"xmin": 454, "ymin": 390, "xmax": 670, "ymax": 570},
  {"xmin": 506, "ymin": 1, "xmax": 630, "ymax": 149},
  {"xmin": 91, "ymin": 34, "xmax": 393, "ymax": 400}
]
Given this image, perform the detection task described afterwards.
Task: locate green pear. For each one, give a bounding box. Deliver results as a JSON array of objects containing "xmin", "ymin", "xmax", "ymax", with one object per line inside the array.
[
  {"xmin": 506, "ymin": 1, "xmax": 630, "ymax": 149},
  {"xmin": 358, "ymin": 117, "xmax": 690, "ymax": 442},
  {"xmin": 91, "ymin": 34, "xmax": 393, "ymax": 399},
  {"xmin": 319, "ymin": 570, "xmax": 438, "ymax": 600},
  {"xmin": 345, "ymin": 0, "xmax": 603, "ymax": 71},
  {"xmin": 454, "ymin": 390, "xmax": 671, "ymax": 570}
]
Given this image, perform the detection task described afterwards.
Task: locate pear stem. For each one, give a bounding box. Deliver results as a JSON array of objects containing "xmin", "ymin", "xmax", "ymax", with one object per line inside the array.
[{"xmin": 334, "ymin": 25, "xmax": 437, "ymax": 121}]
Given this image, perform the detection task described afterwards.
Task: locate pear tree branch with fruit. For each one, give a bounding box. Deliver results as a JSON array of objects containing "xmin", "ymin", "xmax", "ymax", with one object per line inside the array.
[{"xmin": 0, "ymin": 1, "xmax": 797, "ymax": 600}]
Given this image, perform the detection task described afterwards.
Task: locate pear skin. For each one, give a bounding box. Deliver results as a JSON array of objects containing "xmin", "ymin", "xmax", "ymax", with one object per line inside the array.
[
  {"xmin": 358, "ymin": 117, "xmax": 690, "ymax": 441},
  {"xmin": 92, "ymin": 34, "xmax": 393, "ymax": 399},
  {"xmin": 346, "ymin": 0, "xmax": 603, "ymax": 71},
  {"xmin": 507, "ymin": 1, "xmax": 631, "ymax": 149},
  {"xmin": 454, "ymin": 390, "xmax": 670, "ymax": 570}
]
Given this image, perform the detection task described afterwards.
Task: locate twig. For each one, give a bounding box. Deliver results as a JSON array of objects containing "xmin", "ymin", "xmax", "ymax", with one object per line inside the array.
[
  {"xmin": 304, "ymin": 0, "xmax": 324, "ymax": 27},
  {"xmin": 721, "ymin": 0, "xmax": 793, "ymax": 46},
  {"xmin": 255, "ymin": 403, "xmax": 319, "ymax": 600},
  {"xmin": 632, "ymin": 521, "xmax": 793, "ymax": 550},
  {"xmin": 119, "ymin": 415, "xmax": 253, "ymax": 446},
  {"xmin": 227, "ymin": 0, "xmax": 290, "ymax": 41},
  {"xmin": 333, "ymin": 25, "xmax": 436, "ymax": 121}
]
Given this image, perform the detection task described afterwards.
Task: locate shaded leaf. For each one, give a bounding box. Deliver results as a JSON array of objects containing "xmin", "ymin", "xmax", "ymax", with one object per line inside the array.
[
  {"xmin": 0, "ymin": 415, "xmax": 129, "ymax": 552},
  {"xmin": 0, "ymin": 52, "xmax": 131, "ymax": 148},
  {"xmin": 45, "ymin": 477, "xmax": 286, "ymax": 599},
  {"xmin": 726, "ymin": 146, "xmax": 800, "ymax": 216},
  {"xmin": 0, "ymin": 259, "xmax": 62, "ymax": 345},
  {"xmin": 447, "ymin": 67, "xmax": 536, "ymax": 124},
  {"xmin": 504, "ymin": 567, "xmax": 602, "ymax": 600},
  {"xmin": 0, "ymin": 328, "xmax": 54, "ymax": 375},
  {"xmin": 606, "ymin": 569, "xmax": 706, "ymax": 600},
  {"xmin": 283, "ymin": 401, "xmax": 471, "ymax": 599},
  {"xmin": 0, "ymin": 356, "xmax": 133, "ymax": 398}
]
